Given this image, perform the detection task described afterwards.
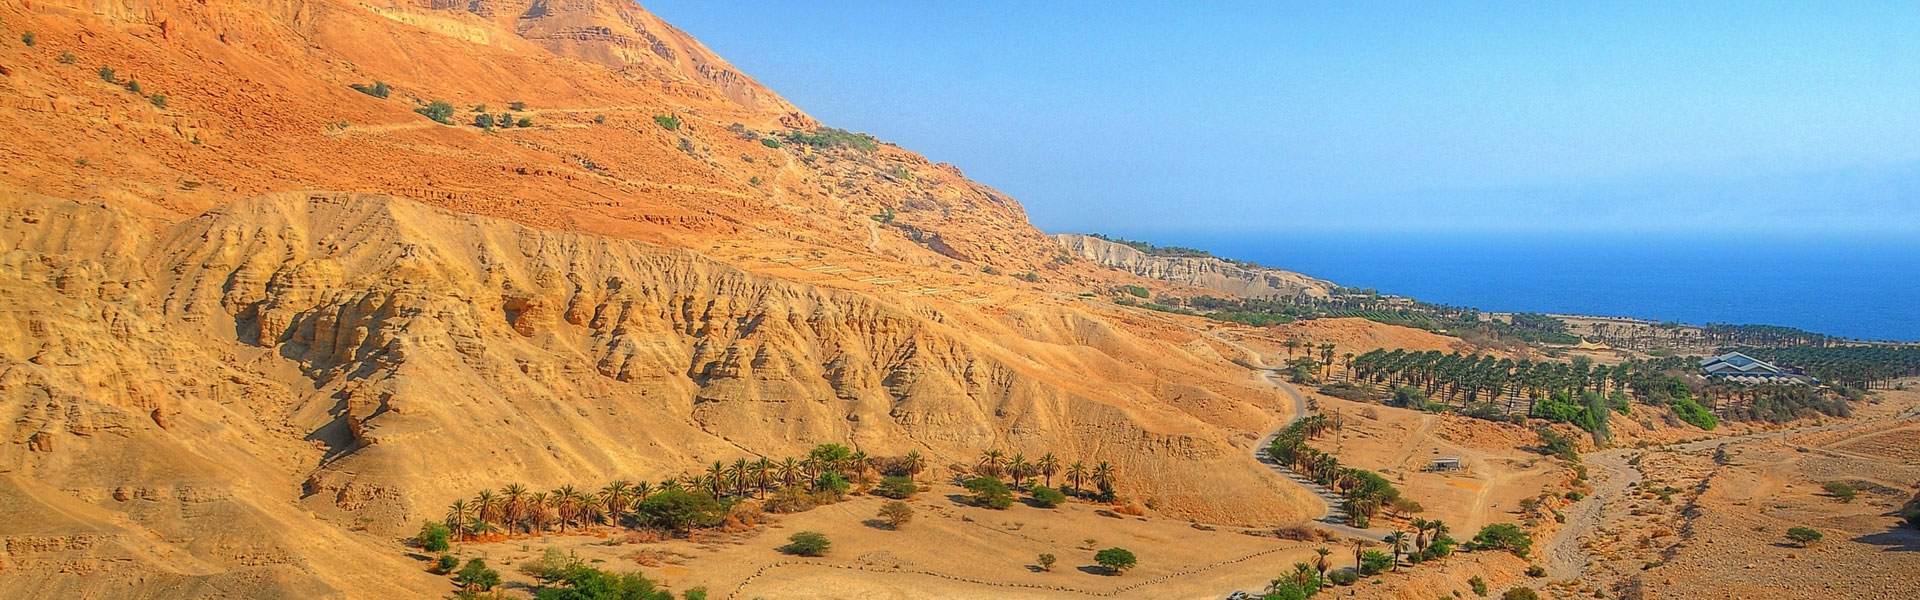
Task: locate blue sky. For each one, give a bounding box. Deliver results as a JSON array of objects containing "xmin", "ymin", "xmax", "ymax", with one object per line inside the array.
[{"xmin": 645, "ymin": 1, "xmax": 1920, "ymax": 236}]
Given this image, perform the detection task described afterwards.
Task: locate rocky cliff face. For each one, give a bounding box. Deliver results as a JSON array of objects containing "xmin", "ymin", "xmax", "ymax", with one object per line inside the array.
[
  {"xmin": 1053, "ymin": 233, "xmax": 1334, "ymax": 300},
  {"xmin": 0, "ymin": 191, "xmax": 1314, "ymax": 598},
  {"xmin": 0, "ymin": 2, "xmax": 1319, "ymax": 597}
]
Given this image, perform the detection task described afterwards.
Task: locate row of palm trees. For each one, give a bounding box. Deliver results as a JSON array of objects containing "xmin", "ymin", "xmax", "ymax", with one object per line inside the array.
[
  {"xmin": 1272, "ymin": 518, "xmax": 1457, "ymax": 594},
  {"xmin": 441, "ymin": 445, "xmax": 927, "ymax": 540},
  {"xmin": 974, "ymin": 450, "xmax": 1118, "ymax": 494},
  {"xmin": 1267, "ymin": 414, "xmax": 1401, "ymax": 525}
]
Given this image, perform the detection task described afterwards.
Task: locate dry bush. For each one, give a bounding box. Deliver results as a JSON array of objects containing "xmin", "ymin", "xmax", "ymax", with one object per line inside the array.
[
  {"xmin": 1276, "ymin": 523, "xmax": 1317, "ymax": 541},
  {"xmin": 728, "ymin": 500, "xmax": 765, "ymax": 527},
  {"xmin": 1115, "ymin": 503, "xmax": 1146, "ymax": 516},
  {"xmin": 622, "ymin": 528, "xmax": 666, "ymax": 544},
  {"xmin": 765, "ymin": 488, "xmax": 817, "ymax": 514}
]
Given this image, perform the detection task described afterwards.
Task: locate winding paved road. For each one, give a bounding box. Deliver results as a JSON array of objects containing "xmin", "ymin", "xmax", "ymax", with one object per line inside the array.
[{"xmin": 1218, "ymin": 333, "xmax": 1387, "ymax": 542}]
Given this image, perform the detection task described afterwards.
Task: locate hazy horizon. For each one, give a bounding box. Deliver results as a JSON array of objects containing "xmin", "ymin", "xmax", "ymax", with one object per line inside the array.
[{"xmin": 648, "ymin": 1, "xmax": 1920, "ymax": 237}]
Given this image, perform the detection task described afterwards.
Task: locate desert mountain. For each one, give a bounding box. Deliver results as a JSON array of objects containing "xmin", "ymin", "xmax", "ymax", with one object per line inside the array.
[
  {"xmin": 1054, "ymin": 233, "xmax": 1334, "ymax": 300},
  {"xmin": 0, "ymin": 1, "xmax": 1323, "ymax": 597}
]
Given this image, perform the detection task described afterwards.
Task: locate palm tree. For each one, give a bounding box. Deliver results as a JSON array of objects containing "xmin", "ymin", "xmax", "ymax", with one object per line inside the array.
[
  {"xmin": 577, "ymin": 495, "xmax": 606, "ymax": 529},
  {"xmin": 1284, "ymin": 339, "xmax": 1301, "ymax": 358},
  {"xmin": 1313, "ymin": 547, "xmax": 1332, "ymax": 583},
  {"xmin": 777, "ymin": 458, "xmax": 802, "ymax": 489},
  {"xmin": 1066, "ymin": 461, "xmax": 1088, "ymax": 493},
  {"xmin": 660, "ymin": 477, "xmax": 682, "ymax": 493},
  {"xmin": 445, "ymin": 499, "xmax": 475, "ymax": 539},
  {"xmin": 1385, "ymin": 530, "xmax": 1409, "ymax": 571},
  {"xmin": 528, "ymin": 492, "xmax": 553, "ymax": 532},
  {"xmin": 501, "ymin": 484, "xmax": 530, "ymax": 533},
  {"xmin": 1092, "ymin": 461, "xmax": 1116, "ymax": 494},
  {"xmin": 706, "ymin": 461, "xmax": 729, "ymax": 497},
  {"xmin": 753, "ymin": 457, "xmax": 775, "ymax": 498},
  {"xmin": 1008, "ymin": 453, "xmax": 1031, "ymax": 486},
  {"xmin": 600, "ymin": 481, "xmax": 634, "ymax": 527},
  {"xmin": 473, "ymin": 490, "xmax": 502, "ymax": 529},
  {"xmin": 848, "ymin": 451, "xmax": 871, "ymax": 484},
  {"xmin": 731, "ymin": 458, "xmax": 752, "ymax": 497},
  {"xmin": 978, "ymin": 450, "xmax": 1007, "ymax": 479},
  {"xmin": 904, "ymin": 451, "xmax": 926, "ymax": 483},
  {"xmin": 552, "ymin": 485, "xmax": 580, "ymax": 530},
  {"xmin": 1410, "ymin": 518, "xmax": 1433, "ymax": 555},
  {"xmin": 633, "ymin": 481, "xmax": 654, "ymax": 505},
  {"xmin": 1037, "ymin": 453, "xmax": 1061, "ymax": 487},
  {"xmin": 1351, "ymin": 539, "xmax": 1370, "ymax": 575}
]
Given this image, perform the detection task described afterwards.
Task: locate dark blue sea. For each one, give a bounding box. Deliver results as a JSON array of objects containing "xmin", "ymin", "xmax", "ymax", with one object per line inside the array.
[{"xmin": 1123, "ymin": 232, "xmax": 1920, "ymax": 343}]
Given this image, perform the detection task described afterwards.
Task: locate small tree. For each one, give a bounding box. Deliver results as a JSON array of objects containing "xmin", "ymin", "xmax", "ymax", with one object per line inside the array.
[
  {"xmin": 878, "ymin": 500, "xmax": 913, "ymax": 529},
  {"xmin": 1469, "ymin": 575, "xmax": 1489, "ymax": 596},
  {"xmin": 1786, "ymin": 526, "xmax": 1823, "ymax": 547},
  {"xmin": 98, "ymin": 66, "xmax": 116, "ymax": 83},
  {"xmin": 517, "ymin": 117, "xmax": 532, "ymax": 128},
  {"xmin": 150, "ymin": 94, "xmax": 167, "ymax": 108},
  {"xmin": 433, "ymin": 553, "xmax": 458, "ymax": 574},
  {"xmin": 964, "ymin": 476, "xmax": 1013, "ymax": 509},
  {"xmin": 1471, "ymin": 523, "xmax": 1534, "ymax": 558},
  {"xmin": 454, "ymin": 558, "xmax": 500, "ymax": 592},
  {"xmin": 785, "ymin": 531, "xmax": 831, "ymax": 556},
  {"xmin": 1029, "ymin": 484, "xmax": 1067, "ymax": 508},
  {"xmin": 1094, "ymin": 547, "xmax": 1137, "ymax": 574},
  {"xmin": 124, "ymin": 80, "xmax": 142, "ymax": 94},
  {"xmin": 473, "ymin": 113, "xmax": 495, "ymax": 129},
  {"xmin": 637, "ymin": 488, "xmax": 723, "ymax": 533},
  {"xmin": 1822, "ymin": 482, "xmax": 1856, "ymax": 503},
  {"xmin": 417, "ymin": 521, "xmax": 451, "ymax": 552},
  {"xmin": 1037, "ymin": 553, "xmax": 1057, "ymax": 572}
]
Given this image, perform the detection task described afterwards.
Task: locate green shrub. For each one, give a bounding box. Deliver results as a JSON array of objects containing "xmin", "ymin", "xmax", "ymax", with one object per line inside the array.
[
  {"xmin": 1501, "ymin": 588, "xmax": 1538, "ymax": 600},
  {"xmin": 1469, "ymin": 575, "xmax": 1488, "ymax": 596},
  {"xmin": 783, "ymin": 127, "xmax": 877, "ymax": 151},
  {"xmin": 784, "ymin": 531, "xmax": 831, "ymax": 556},
  {"xmin": 1669, "ymin": 396, "xmax": 1718, "ymax": 430},
  {"xmin": 760, "ymin": 137, "xmax": 781, "ymax": 148},
  {"xmin": 1028, "ymin": 484, "xmax": 1067, "ymax": 508},
  {"xmin": 1524, "ymin": 564, "xmax": 1546, "ymax": 577},
  {"xmin": 509, "ymin": 101, "xmax": 526, "ymax": 111},
  {"xmin": 593, "ymin": 114, "xmax": 607, "ymax": 124},
  {"xmin": 349, "ymin": 81, "xmax": 390, "ymax": 99},
  {"xmin": 1785, "ymin": 526, "xmax": 1822, "ymax": 547},
  {"xmin": 1328, "ymin": 570, "xmax": 1359, "ymax": 586},
  {"xmin": 98, "ymin": 66, "xmax": 116, "ymax": 83},
  {"xmin": 150, "ymin": 94, "xmax": 167, "ymax": 108},
  {"xmin": 433, "ymin": 553, "xmax": 458, "ymax": 573},
  {"xmin": 964, "ymin": 476, "xmax": 1013, "ymax": 509},
  {"xmin": 653, "ymin": 114, "xmax": 681, "ymax": 130},
  {"xmin": 1123, "ymin": 285, "xmax": 1150, "ymax": 298},
  {"xmin": 518, "ymin": 547, "xmax": 584, "ymax": 584},
  {"xmin": 473, "ymin": 113, "xmax": 495, "ymax": 129},
  {"xmin": 454, "ymin": 558, "xmax": 500, "ymax": 591},
  {"xmin": 529, "ymin": 563, "xmax": 675, "ymax": 600},
  {"xmin": 418, "ymin": 521, "xmax": 451, "ymax": 552},
  {"xmin": 1094, "ymin": 547, "xmax": 1137, "ymax": 573},
  {"xmin": 415, "ymin": 101, "xmax": 455, "ymax": 124},
  {"xmin": 814, "ymin": 471, "xmax": 850, "ymax": 499},
  {"xmin": 1359, "ymin": 550, "xmax": 1393, "ymax": 575},
  {"xmin": 124, "ymin": 80, "xmax": 142, "ymax": 94},
  {"xmin": 1536, "ymin": 428, "xmax": 1580, "ymax": 462},
  {"xmin": 21, "ymin": 32, "xmax": 35, "ymax": 47},
  {"xmin": 1822, "ymin": 482, "xmax": 1856, "ymax": 502},
  {"xmin": 517, "ymin": 117, "xmax": 532, "ymax": 128},
  {"xmin": 874, "ymin": 475, "xmax": 917, "ymax": 499},
  {"xmin": 59, "ymin": 51, "xmax": 76, "ymax": 64}
]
